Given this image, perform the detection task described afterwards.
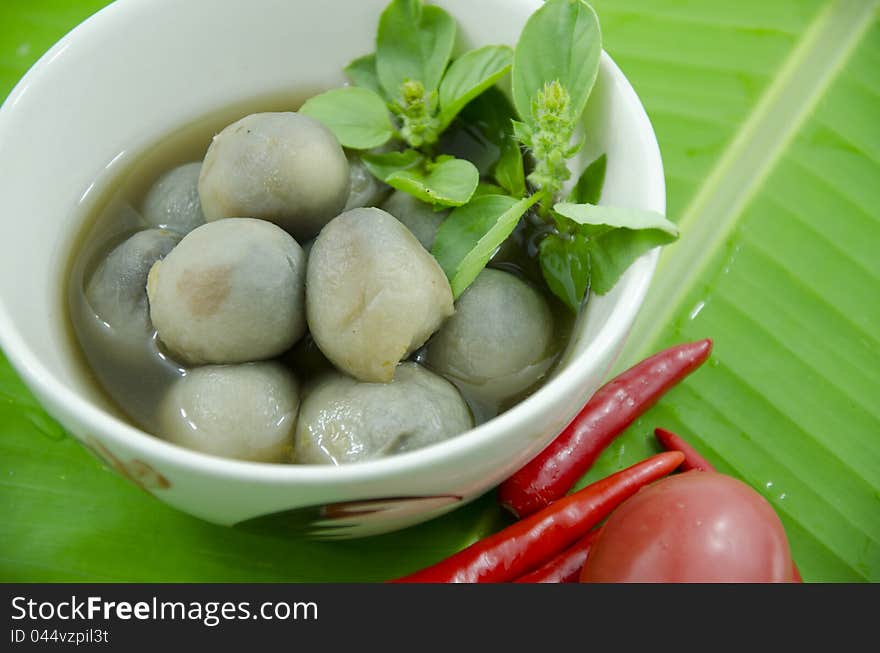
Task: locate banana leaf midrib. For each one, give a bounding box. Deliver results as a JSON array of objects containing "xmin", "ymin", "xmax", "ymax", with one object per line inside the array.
[{"xmin": 622, "ymin": 0, "xmax": 879, "ymax": 363}]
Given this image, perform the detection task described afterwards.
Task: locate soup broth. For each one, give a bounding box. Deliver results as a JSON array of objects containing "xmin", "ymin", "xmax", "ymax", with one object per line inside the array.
[{"xmin": 65, "ymin": 92, "xmax": 574, "ymax": 462}]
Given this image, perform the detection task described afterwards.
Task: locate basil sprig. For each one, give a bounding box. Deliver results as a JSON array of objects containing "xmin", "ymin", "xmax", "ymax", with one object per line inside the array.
[
  {"xmin": 301, "ymin": 0, "xmax": 512, "ymax": 208},
  {"xmin": 304, "ymin": 0, "xmax": 679, "ymax": 311}
]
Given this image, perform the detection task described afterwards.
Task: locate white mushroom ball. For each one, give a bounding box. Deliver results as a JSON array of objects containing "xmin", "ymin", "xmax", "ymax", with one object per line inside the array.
[
  {"xmin": 147, "ymin": 218, "xmax": 306, "ymax": 365},
  {"xmin": 344, "ymin": 156, "xmax": 388, "ymax": 211},
  {"xmin": 198, "ymin": 112, "xmax": 350, "ymax": 240},
  {"xmin": 306, "ymin": 207, "xmax": 454, "ymax": 383},
  {"xmin": 293, "ymin": 363, "xmax": 472, "ymax": 465},
  {"xmin": 159, "ymin": 362, "xmax": 299, "ymax": 462},
  {"xmin": 86, "ymin": 228, "xmax": 181, "ymax": 335},
  {"xmin": 141, "ymin": 162, "xmax": 206, "ymax": 234},
  {"xmin": 380, "ymin": 190, "xmax": 448, "ymax": 250},
  {"xmin": 426, "ymin": 268, "xmax": 555, "ymax": 398}
]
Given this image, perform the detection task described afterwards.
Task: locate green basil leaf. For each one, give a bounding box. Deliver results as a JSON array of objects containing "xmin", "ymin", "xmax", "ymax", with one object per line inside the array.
[
  {"xmin": 299, "ymin": 87, "xmax": 394, "ymax": 150},
  {"xmin": 385, "ymin": 157, "xmax": 479, "ymax": 207},
  {"xmin": 587, "ymin": 227, "xmax": 678, "ymax": 296},
  {"xmin": 439, "ymin": 86, "xmax": 518, "ymax": 176},
  {"xmin": 511, "ymin": 119, "xmax": 532, "ymax": 144},
  {"xmin": 554, "ymin": 202, "xmax": 679, "ymax": 236},
  {"xmin": 437, "ymin": 45, "xmax": 513, "ymax": 130},
  {"xmin": 473, "ymin": 182, "xmax": 507, "ymax": 197},
  {"xmin": 568, "ymin": 153, "xmax": 606, "ymax": 204},
  {"xmin": 376, "ymin": 0, "xmax": 456, "ymax": 98},
  {"xmin": 459, "ymin": 86, "xmax": 518, "ymax": 146},
  {"xmin": 361, "ymin": 149, "xmax": 424, "ymax": 182},
  {"xmin": 432, "ymin": 193, "xmax": 540, "ymax": 296},
  {"xmin": 538, "ymin": 231, "xmax": 591, "ymax": 312},
  {"xmin": 494, "ymin": 139, "xmax": 525, "ymax": 197},
  {"xmin": 511, "ymin": 0, "xmax": 601, "ymax": 123},
  {"xmin": 344, "ymin": 54, "xmax": 383, "ymax": 96}
]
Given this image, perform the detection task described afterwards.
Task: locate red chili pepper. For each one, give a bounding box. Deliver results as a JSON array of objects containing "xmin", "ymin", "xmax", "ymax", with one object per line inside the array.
[
  {"xmin": 513, "ymin": 529, "xmax": 600, "ymax": 583},
  {"xmin": 654, "ymin": 427, "xmax": 715, "ymax": 472},
  {"xmin": 654, "ymin": 426, "xmax": 804, "ymax": 583},
  {"xmin": 391, "ymin": 452, "xmax": 684, "ymax": 583},
  {"xmin": 498, "ymin": 339, "xmax": 713, "ymax": 518}
]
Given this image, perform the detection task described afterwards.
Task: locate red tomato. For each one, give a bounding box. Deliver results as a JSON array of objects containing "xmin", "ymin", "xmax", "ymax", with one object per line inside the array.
[{"xmin": 580, "ymin": 471, "xmax": 794, "ymax": 583}]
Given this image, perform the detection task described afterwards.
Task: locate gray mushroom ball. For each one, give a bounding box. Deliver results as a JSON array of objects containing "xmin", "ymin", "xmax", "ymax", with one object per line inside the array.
[
  {"xmin": 198, "ymin": 112, "xmax": 350, "ymax": 241},
  {"xmin": 68, "ymin": 73, "xmax": 581, "ymax": 471},
  {"xmin": 147, "ymin": 218, "xmax": 306, "ymax": 365},
  {"xmin": 425, "ymin": 268, "xmax": 555, "ymax": 400},
  {"xmin": 306, "ymin": 207, "xmax": 454, "ymax": 383},
  {"xmin": 344, "ymin": 155, "xmax": 389, "ymax": 211},
  {"xmin": 293, "ymin": 363, "xmax": 472, "ymax": 465},
  {"xmin": 141, "ymin": 162, "xmax": 206, "ymax": 234},
  {"xmin": 380, "ymin": 190, "xmax": 448, "ymax": 250},
  {"xmin": 159, "ymin": 362, "xmax": 299, "ymax": 462},
  {"xmin": 86, "ymin": 228, "xmax": 181, "ymax": 335}
]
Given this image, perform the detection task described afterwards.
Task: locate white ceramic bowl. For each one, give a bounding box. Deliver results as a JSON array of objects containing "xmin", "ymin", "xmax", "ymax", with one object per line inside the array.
[{"xmin": 0, "ymin": 0, "xmax": 664, "ymax": 537}]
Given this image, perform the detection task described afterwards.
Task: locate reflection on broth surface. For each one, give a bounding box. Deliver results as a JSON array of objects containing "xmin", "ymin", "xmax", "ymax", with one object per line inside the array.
[{"xmin": 65, "ymin": 92, "xmax": 574, "ymax": 464}]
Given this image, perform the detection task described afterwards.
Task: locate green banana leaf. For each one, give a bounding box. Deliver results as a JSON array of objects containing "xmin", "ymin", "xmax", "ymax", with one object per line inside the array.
[{"xmin": 1, "ymin": 0, "xmax": 877, "ymax": 582}]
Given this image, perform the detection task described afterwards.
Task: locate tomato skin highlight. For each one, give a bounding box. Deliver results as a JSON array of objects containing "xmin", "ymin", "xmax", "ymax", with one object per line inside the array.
[{"xmin": 580, "ymin": 472, "xmax": 794, "ymax": 583}]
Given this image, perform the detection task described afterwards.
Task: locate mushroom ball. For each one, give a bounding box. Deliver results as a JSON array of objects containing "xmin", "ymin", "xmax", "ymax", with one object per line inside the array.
[
  {"xmin": 293, "ymin": 363, "xmax": 472, "ymax": 465},
  {"xmin": 344, "ymin": 155, "xmax": 389, "ymax": 211},
  {"xmin": 425, "ymin": 268, "xmax": 555, "ymax": 400},
  {"xmin": 158, "ymin": 362, "xmax": 299, "ymax": 462},
  {"xmin": 141, "ymin": 162, "xmax": 206, "ymax": 234},
  {"xmin": 380, "ymin": 190, "xmax": 448, "ymax": 250},
  {"xmin": 86, "ymin": 228, "xmax": 181, "ymax": 336},
  {"xmin": 147, "ymin": 218, "xmax": 306, "ymax": 365},
  {"xmin": 198, "ymin": 112, "xmax": 350, "ymax": 240},
  {"xmin": 306, "ymin": 207, "xmax": 454, "ymax": 383}
]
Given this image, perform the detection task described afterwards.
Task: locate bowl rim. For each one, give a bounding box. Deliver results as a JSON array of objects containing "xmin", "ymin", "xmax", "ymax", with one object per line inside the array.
[{"xmin": 0, "ymin": 0, "xmax": 664, "ymax": 486}]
